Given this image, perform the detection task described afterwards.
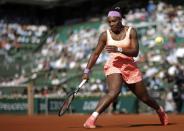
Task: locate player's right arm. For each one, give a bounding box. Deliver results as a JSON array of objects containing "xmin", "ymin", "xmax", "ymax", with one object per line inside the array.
[{"xmin": 82, "ymin": 31, "xmax": 107, "ymax": 80}]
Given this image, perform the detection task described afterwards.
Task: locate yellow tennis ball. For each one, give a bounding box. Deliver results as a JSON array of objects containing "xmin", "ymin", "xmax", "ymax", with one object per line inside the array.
[{"xmin": 155, "ymin": 36, "xmax": 164, "ymax": 44}]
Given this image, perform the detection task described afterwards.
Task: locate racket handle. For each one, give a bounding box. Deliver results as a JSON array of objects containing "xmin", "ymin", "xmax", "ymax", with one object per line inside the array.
[{"xmin": 79, "ymin": 79, "xmax": 87, "ymax": 88}]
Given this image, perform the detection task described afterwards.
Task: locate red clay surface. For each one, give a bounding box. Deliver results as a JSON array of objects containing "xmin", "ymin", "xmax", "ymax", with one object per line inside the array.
[{"xmin": 0, "ymin": 114, "xmax": 183, "ymax": 131}]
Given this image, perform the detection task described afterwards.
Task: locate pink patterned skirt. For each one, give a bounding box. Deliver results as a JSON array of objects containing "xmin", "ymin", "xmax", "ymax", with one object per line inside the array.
[{"xmin": 104, "ymin": 54, "xmax": 143, "ymax": 84}]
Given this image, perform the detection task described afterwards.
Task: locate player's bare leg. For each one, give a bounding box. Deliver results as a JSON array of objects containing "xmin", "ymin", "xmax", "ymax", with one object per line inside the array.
[
  {"xmin": 127, "ymin": 81, "xmax": 169, "ymax": 125},
  {"xmin": 83, "ymin": 73, "xmax": 122, "ymax": 128}
]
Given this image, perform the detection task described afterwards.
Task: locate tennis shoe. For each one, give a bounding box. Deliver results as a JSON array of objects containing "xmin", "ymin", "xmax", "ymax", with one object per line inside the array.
[
  {"xmin": 83, "ymin": 115, "xmax": 96, "ymax": 128},
  {"xmin": 156, "ymin": 106, "xmax": 169, "ymax": 126}
]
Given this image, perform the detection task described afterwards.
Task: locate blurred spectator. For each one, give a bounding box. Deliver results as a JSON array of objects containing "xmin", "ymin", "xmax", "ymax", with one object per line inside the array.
[
  {"xmin": 165, "ymin": 88, "xmax": 176, "ymax": 113},
  {"xmin": 164, "ymin": 31, "xmax": 176, "ymax": 50},
  {"xmin": 147, "ymin": 0, "xmax": 156, "ymax": 16},
  {"xmin": 172, "ymin": 86, "xmax": 182, "ymax": 113}
]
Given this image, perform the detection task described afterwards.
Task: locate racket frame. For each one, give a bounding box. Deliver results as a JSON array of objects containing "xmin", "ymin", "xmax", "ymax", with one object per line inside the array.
[{"xmin": 58, "ymin": 79, "xmax": 87, "ymax": 116}]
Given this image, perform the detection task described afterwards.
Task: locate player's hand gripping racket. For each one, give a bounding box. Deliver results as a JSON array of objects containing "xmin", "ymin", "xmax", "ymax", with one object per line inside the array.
[{"xmin": 58, "ymin": 79, "xmax": 87, "ymax": 116}]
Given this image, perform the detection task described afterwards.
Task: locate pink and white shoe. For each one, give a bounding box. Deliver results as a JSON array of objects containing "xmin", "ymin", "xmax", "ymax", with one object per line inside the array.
[
  {"xmin": 156, "ymin": 106, "xmax": 169, "ymax": 126},
  {"xmin": 83, "ymin": 115, "xmax": 96, "ymax": 128}
]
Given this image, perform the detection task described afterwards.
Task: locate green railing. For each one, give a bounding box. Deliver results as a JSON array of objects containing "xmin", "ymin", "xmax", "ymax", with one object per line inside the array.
[{"xmin": 0, "ymin": 94, "xmax": 138, "ymax": 114}]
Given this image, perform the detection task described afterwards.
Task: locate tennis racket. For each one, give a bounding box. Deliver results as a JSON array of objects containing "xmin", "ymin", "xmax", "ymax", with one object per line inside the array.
[{"xmin": 58, "ymin": 79, "xmax": 87, "ymax": 116}]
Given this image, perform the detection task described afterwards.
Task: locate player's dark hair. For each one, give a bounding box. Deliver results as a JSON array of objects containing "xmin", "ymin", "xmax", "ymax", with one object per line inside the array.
[{"xmin": 109, "ymin": 0, "xmax": 130, "ymax": 18}]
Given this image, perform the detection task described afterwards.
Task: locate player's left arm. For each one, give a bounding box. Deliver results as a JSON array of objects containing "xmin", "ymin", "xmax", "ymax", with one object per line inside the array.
[{"xmin": 120, "ymin": 27, "xmax": 139, "ymax": 57}]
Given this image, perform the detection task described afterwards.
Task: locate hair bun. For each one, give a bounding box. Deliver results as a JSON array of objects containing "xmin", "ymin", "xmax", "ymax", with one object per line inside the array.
[{"xmin": 115, "ymin": 7, "xmax": 121, "ymax": 10}]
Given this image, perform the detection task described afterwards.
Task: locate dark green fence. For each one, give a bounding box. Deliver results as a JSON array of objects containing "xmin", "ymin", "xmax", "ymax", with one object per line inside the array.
[{"xmin": 0, "ymin": 95, "xmax": 138, "ymax": 114}]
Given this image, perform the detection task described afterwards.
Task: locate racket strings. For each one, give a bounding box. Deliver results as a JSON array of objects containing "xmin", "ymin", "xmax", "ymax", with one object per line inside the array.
[
  {"xmin": 58, "ymin": 94, "xmax": 74, "ymax": 116},
  {"xmin": 58, "ymin": 80, "xmax": 87, "ymax": 116}
]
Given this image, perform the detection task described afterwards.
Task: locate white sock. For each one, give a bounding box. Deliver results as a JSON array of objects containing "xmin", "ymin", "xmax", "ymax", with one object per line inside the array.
[{"xmin": 91, "ymin": 112, "xmax": 99, "ymax": 119}]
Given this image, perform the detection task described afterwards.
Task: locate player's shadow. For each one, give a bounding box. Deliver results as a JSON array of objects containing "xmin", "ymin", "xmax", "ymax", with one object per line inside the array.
[
  {"xmin": 68, "ymin": 123, "xmax": 176, "ymax": 128},
  {"xmin": 96, "ymin": 123, "xmax": 176, "ymax": 128},
  {"xmin": 128, "ymin": 123, "xmax": 176, "ymax": 128}
]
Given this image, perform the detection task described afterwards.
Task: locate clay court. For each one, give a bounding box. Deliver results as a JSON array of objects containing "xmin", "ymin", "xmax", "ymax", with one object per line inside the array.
[{"xmin": 0, "ymin": 114, "xmax": 183, "ymax": 131}]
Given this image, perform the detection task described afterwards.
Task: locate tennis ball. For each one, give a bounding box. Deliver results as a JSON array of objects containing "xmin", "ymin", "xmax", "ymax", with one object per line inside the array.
[{"xmin": 155, "ymin": 36, "xmax": 164, "ymax": 44}]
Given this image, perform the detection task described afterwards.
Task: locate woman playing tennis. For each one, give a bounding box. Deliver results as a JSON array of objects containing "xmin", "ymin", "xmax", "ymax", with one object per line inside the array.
[{"xmin": 82, "ymin": 7, "xmax": 168, "ymax": 128}]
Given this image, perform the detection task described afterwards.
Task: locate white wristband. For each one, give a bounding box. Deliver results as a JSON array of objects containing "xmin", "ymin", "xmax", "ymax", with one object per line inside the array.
[{"xmin": 117, "ymin": 47, "xmax": 123, "ymax": 53}]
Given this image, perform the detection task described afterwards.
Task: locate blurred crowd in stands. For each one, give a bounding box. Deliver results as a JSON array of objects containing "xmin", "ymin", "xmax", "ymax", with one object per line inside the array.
[
  {"xmin": 0, "ymin": 1, "xmax": 184, "ymax": 113},
  {"xmin": 0, "ymin": 22, "xmax": 48, "ymax": 50}
]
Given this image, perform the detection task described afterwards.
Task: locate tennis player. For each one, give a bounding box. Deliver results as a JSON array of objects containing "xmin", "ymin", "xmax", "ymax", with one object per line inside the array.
[{"xmin": 82, "ymin": 7, "xmax": 168, "ymax": 128}]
